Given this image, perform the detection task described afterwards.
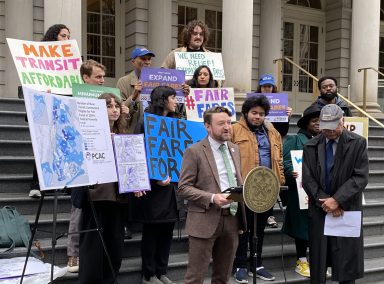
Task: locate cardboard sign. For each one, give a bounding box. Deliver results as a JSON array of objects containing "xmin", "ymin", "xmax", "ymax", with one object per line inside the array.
[
  {"xmin": 7, "ymin": 38, "xmax": 83, "ymax": 95},
  {"xmin": 144, "ymin": 113, "xmax": 207, "ymax": 182},
  {"xmin": 247, "ymin": 93, "xmax": 289, "ymax": 122},
  {"xmin": 23, "ymin": 87, "xmax": 117, "ymax": 190},
  {"xmin": 186, "ymin": 88, "xmax": 236, "ymax": 122},
  {"xmin": 343, "ymin": 117, "xmax": 369, "ymax": 141},
  {"xmin": 72, "ymin": 83, "xmax": 121, "ymax": 99},
  {"xmin": 290, "ymin": 150, "xmax": 308, "ymax": 210},
  {"xmin": 175, "ymin": 52, "xmax": 225, "ymax": 80},
  {"xmin": 112, "ymin": 134, "xmax": 151, "ymax": 193},
  {"xmin": 140, "ymin": 68, "xmax": 185, "ymax": 103}
]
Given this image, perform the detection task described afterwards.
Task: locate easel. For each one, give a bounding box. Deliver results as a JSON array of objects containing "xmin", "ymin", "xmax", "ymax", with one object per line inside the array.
[{"xmin": 19, "ymin": 186, "xmax": 118, "ymax": 284}]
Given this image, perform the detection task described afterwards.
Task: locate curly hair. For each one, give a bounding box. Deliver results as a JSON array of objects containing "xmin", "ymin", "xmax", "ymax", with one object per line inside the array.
[
  {"xmin": 42, "ymin": 24, "xmax": 70, "ymax": 41},
  {"xmin": 318, "ymin": 76, "xmax": 338, "ymax": 90},
  {"xmin": 187, "ymin": 65, "xmax": 217, "ymax": 88},
  {"xmin": 148, "ymin": 86, "xmax": 177, "ymax": 117},
  {"xmin": 241, "ymin": 95, "xmax": 271, "ymax": 117},
  {"xmin": 182, "ymin": 20, "xmax": 209, "ymax": 47}
]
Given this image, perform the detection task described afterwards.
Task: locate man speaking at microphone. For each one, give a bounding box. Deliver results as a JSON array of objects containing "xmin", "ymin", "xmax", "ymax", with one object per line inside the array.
[
  {"xmin": 232, "ymin": 95, "xmax": 285, "ymax": 282},
  {"xmin": 178, "ymin": 106, "xmax": 246, "ymax": 283}
]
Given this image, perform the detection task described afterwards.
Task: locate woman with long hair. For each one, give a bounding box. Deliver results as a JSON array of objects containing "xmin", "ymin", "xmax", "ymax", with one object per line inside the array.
[
  {"xmin": 187, "ymin": 65, "xmax": 218, "ymax": 88},
  {"xmin": 134, "ymin": 86, "xmax": 179, "ymax": 284}
]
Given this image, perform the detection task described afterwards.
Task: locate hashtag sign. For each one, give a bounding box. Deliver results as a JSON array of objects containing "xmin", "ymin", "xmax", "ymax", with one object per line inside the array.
[{"xmin": 185, "ymin": 95, "xmax": 195, "ymax": 110}]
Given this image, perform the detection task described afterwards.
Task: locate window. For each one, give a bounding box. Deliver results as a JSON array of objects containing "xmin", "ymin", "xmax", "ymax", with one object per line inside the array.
[
  {"xmin": 177, "ymin": 5, "xmax": 222, "ymax": 52},
  {"xmin": 286, "ymin": 0, "xmax": 322, "ymax": 9},
  {"xmin": 379, "ymin": 37, "xmax": 384, "ymax": 79},
  {"xmin": 86, "ymin": 0, "xmax": 116, "ymax": 77}
]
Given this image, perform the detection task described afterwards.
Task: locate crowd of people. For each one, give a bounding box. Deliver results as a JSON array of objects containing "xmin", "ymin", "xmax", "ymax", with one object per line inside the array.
[{"xmin": 26, "ymin": 20, "xmax": 368, "ymax": 284}]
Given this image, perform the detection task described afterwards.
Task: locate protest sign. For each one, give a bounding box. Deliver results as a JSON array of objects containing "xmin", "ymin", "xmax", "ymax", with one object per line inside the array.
[
  {"xmin": 247, "ymin": 93, "xmax": 289, "ymax": 122},
  {"xmin": 141, "ymin": 68, "xmax": 185, "ymax": 103},
  {"xmin": 144, "ymin": 113, "xmax": 207, "ymax": 182},
  {"xmin": 112, "ymin": 134, "xmax": 151, "ymax": 193},
  {"xmin": 72, "ymin": 83, "xmax": 121, "ymax": 99},
  {"xmin": 290, "ymin": 150, "xmax": 308, "ymax": 210},
  {"xmin": 7, "ymin": 38, "xmax": 82, "ymax": 95},
  {"xmin": 175, "ymin": 52, "xmax": 225, "ymax": 80},
  {"xmin": 343, "ymin": 117, "xmax": 369, "ymax": 141},
  {"xmin": 23, "ymin": 87, "xmax": 117, "ymax": 190},
  {"xmin": 185, "ymin": 88, "xmax": 236, "ymax": 122}
]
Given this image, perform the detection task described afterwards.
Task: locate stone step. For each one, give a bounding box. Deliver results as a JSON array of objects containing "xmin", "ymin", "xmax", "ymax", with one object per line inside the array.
[
  {"xmin": 0, "ymin": 174, "xmax": 32, "ymax": 194},
  {"xmin": 366, "ymin": 157, "xmax": 384, "ymax": 170},
  {"xmin": 0, "ymin": 192, "xmax": 72, "ymax": 215},
  {"xmin": 364, "ymin": 136, "xmax": 384, "ymax": 147},
  {"xmin": 0, "ymin": 139, "xmax": 33, "ymax": 156},
  {"xmin": 0, "ymin": 110, "xmax": 28, "ymax": 125},
  {"xmin": 365, "ymin": 183, "xmax": 384, "ymax": 200},
  {"xmin": 0, "ymin": 125, "xmax": 31, "ymax": 140},
  {"xmin": 0, "ymin": 156, "xmax": 34, "ymax": 174},
  {"xmin": 368, "ymin": 146, "xmax": 384, "ymax": 158},
  {"xmin": 367, "ymin": 170, "xmax": 384, "ymax": 183},
  {"xmin": 0, "ymin": 98, "xmax": 26, "ymax": 112},
  {"xmin": 54, "ymin": 236, "xmax": 384, "ymax": 283}
]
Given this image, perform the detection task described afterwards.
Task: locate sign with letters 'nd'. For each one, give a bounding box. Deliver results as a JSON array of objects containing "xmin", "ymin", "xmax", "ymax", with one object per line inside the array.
[
  {"xmin": 343, "ymin": 117, "xmax": 369, "ymax": 142},
  {"xmin": 186, "ymin": 88, "xmax": 236, "ymax": 122},
  {"xmin": 247, "ymin": 93, "xmax": 289, "ymax": 122},
  {"xmin": 7, "ymin": 38, "xmax": 83, "ymax": 95},
  {"xmin": 175, "ymin": 52, "xmax": 225, "ymax": 80},
  {"xmin": 144, "ymin": 113, "xmax": 207, "ymax": 182}
]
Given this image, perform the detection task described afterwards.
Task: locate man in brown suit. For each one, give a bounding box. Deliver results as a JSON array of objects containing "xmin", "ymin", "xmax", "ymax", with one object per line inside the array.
[{"xmin": 178, "ymin": 106, "xmax": 247, "ymax": 283}]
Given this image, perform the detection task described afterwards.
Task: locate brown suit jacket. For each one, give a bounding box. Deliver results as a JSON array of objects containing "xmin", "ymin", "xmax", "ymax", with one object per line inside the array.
[{"xmin": 178, "ymin": 137, "xmax": 247, "ymax": 238}]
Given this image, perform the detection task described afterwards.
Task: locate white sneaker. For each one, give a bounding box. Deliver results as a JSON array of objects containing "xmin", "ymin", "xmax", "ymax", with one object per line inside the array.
[{"xmin": 29, "ymin": 189, "xmax": 41, "ymax": 198}]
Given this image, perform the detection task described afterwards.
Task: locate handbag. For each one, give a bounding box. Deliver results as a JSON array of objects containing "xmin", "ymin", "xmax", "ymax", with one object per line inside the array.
[{"xmin": 0, "ymin": 206, "xmax": 32, "ymax": 253}]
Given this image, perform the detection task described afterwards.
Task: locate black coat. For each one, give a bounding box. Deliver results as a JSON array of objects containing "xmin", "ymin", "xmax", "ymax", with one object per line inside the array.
[{"xmin": 302, "ymin": 129, "xmax": 368, "ymax": 283}]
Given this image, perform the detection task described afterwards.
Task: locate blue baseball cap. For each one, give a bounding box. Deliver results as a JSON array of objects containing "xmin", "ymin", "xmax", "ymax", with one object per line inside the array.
[
  {"xmin": 259, "ymin": 74, "xmax": 276, "ymax": 86},
  {"xmin": 131, "ymin": 47, "xmax": 155, "ymax": 59}
]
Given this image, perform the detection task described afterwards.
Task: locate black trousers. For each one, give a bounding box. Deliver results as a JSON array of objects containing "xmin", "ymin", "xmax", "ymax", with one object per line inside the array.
[
  {"xmin": 141, "ymin": 222, "xmax": 175, "ymax": 280},
  {"xmin": 233, "ymin": 207, "xmax": 271, "ymax": 270},
  {"xmin": 79, "ymin": 201, "xmax": 124, "ymax": 284}
]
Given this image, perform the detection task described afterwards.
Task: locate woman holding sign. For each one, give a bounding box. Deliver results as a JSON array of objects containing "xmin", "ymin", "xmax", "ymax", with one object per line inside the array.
[
  {"xmin": 134, "ymin": 86, "xmax": 179, "ymax": 284},
  {"xmin": 79, "ymin": 93, "xmax": 130, "ymax": 283},
  {"xmin": 282, "ymin": 105, "xmax": 321, "ymax": 278}
]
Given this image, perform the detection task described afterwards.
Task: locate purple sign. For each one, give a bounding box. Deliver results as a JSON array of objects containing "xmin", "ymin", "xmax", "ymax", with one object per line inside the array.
[
  {"xmin": 246, "ymin": 92, "xmax": 289, "ymax": 122},
  {"xmin": 141, "ymin": 67, "xmax": 185, "ymax": 103}
]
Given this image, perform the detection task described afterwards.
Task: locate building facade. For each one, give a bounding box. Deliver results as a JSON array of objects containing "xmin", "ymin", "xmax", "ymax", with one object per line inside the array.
[{"xmin": 1, "ymin": 0, "xmax": 383, "ymax": 115}]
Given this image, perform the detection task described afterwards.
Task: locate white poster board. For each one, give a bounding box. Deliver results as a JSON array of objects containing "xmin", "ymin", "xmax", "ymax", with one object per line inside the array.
[
  {"xmin": 112, "ymin": 134, "xmax": 151, "ymax": 193},
  {"xmin": 7, "ymin": 38, "xmax": 82, "ymax": 95},
  {"xmin": 290, "ymin": 150, "xmax": 308, "ymax": 210},
  {"xmin": 186, "ymin": 88, "xmax": 236, "ymax": 122},
  {"xmin": 343, "ymin": 117, "xmax": 369, "ymax": 141},
  {"xmin": 175, "ymin": 52, "xmax": 225, "ymax": 80},
  {"xmin": 23, "ymin": 87, "xmax": 117, "ymax": 190}
]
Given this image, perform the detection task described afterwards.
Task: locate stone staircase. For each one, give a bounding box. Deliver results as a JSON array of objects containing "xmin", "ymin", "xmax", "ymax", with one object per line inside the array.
[{"xmin": 0, "ymin": 97, "xmax": 383, "ymax": 283}]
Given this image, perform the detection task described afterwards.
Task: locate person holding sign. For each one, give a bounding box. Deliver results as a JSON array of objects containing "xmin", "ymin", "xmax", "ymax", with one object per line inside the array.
[
  {"xmin": 133, "ymin": 86, "xmax": 179, "ymax": 284},
  {"xmin": 282, "ymin": 105, "xmax": 321, "ymax": 278},
  {"xmin": 162, "ymin": 20, "xmax": 210, "ymax": 69},
  {"xmin": 178, "ymin": 106, "xmax": 246, "ymax": 284},
  {"xmin": 116, "ymin": 47, "xmax": 155, "ymax": 134},
  {"xmin": 231, "ymin": 95, "xmax": 285, "ymax": 282},
  {"xmin": 302, "ymin": 104, "xmax": 368, "ymax": 284},
  {"xmin": 79, "ymin": 93, "xmax": 130, "ymax": 283},
  {"xmin": 186, "ymin": 65, "xmax": 218, "ymax": 88}
]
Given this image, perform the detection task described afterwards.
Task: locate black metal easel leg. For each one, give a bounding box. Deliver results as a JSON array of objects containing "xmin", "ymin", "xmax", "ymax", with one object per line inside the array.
[
  {"xmin": 253, "ymin": 213, "xmax": 258, "ymax": 284},
  {"xmin": 50, "ymin": 189, "xmax": 59, "ymax": 283},
  {"xmin": 86, "ymin": 187, "xmax": 118, "ymax": 284},
  {"xmin": 20, "ymin": 191, "xmax": 45, "ymax": 284}
]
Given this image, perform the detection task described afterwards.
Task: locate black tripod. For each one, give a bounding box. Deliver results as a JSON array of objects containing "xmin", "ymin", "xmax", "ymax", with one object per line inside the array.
[{"xmin": 20, "ymin": 186, "xmax": 118, "ymax": 284}]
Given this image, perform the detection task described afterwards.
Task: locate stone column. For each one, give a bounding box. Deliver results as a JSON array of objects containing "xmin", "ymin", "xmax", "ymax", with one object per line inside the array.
[
  {"xmin": 148, "ymin": 0, "xmax": 172, "ymax": 68},
  {"xmin": 222, "ymin": 0, "xmax": 253, "ymax": 95},
  {"xmin": 5, "ymin": 0, "xmax": 33, "ymax": 98},
  {"xmin": 259, "ymin": 0, "xmax": 282, "ymax": 79},
  {"xmin": 349, "ymin": 0, "xmax": 381, "ymax": 115},
  {"xmin": 44, "ymin": 0, "xmax": 82, "ymax": 50}
]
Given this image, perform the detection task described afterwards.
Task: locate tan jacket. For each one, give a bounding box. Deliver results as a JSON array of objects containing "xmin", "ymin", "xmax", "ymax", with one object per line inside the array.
[
  {"xmin": 232, "ymin": 117, "xmax": 285, "ymax": 185},
  {"xmin": 116, "ymin": 70, "xmax": 144, "ymax": 134}
]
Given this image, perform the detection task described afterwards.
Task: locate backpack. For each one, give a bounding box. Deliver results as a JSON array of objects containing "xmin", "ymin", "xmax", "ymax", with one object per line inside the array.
[{"xmin": 0, "ymin": 206, "xmax": 32, "ymax": 254}]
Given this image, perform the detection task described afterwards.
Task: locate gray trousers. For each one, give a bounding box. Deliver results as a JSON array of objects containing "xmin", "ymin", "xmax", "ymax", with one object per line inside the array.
[{"xmin": 67, "ymin": 206, "xmax": 82, "ymax": 257}]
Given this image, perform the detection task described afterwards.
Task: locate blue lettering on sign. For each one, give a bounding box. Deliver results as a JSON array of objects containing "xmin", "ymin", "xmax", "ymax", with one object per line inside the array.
[{"xmin": 294, "ymin": 157, "xmax": 303, "ymax": 164}]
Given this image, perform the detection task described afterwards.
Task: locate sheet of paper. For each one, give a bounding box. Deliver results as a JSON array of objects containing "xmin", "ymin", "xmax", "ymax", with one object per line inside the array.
[
  {"xmin": 324, "ymin": 211, "xmax": 362, "ymax": 237},
  {"xmin": 0, "ymin": 257, "xmax": 47, "ymax": 279}
]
